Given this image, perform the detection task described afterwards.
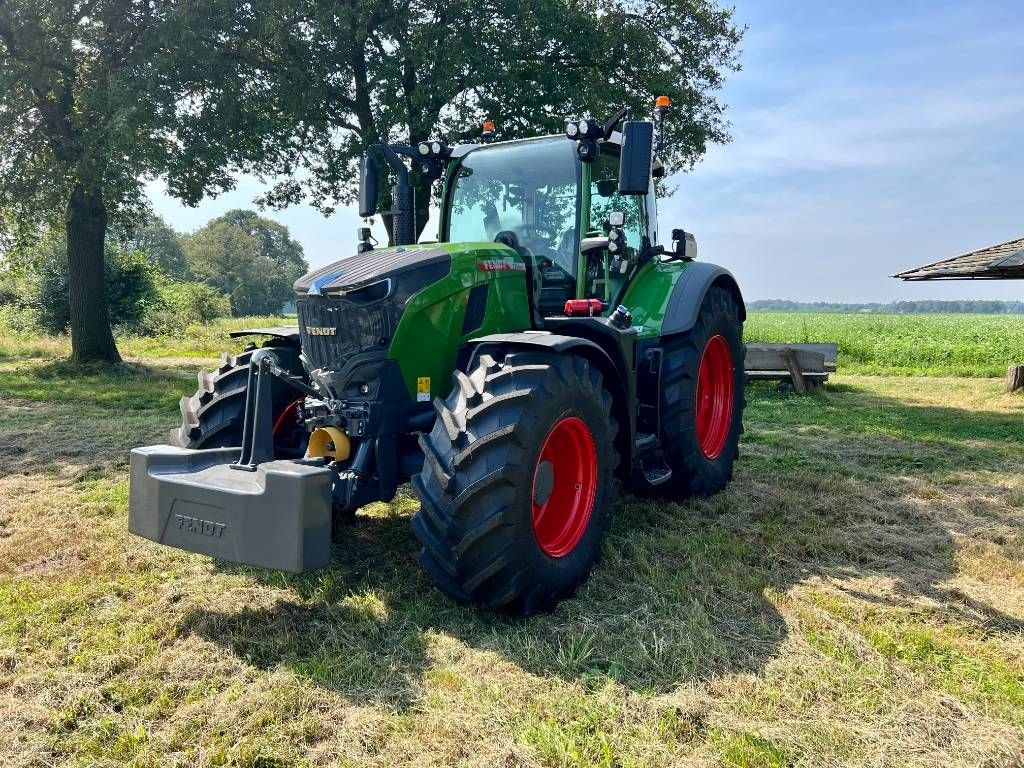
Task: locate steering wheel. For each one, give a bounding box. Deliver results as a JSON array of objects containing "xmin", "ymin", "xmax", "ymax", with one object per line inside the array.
[{"xmin": 494, "ymin": 230, "xmax": 535, "ymax": 261}]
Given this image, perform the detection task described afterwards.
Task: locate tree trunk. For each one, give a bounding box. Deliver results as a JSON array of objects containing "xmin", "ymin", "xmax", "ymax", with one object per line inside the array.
[
  {"xmin": 66, "ymin": 184, "xmax": 121, "ymax": 364},
  {"xmin": 1006, "ymin": 365, "xmax": 1024, "ymax": 393}
]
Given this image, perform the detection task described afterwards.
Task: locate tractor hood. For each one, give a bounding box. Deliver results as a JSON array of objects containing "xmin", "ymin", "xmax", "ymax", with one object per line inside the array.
[
  {"xmin": 294, "ymin": 244, "xmax": 452, "ymax": 297},
  {"xmin": 293, "ymin": 244, "xmax": 456, "ymax": 388}
]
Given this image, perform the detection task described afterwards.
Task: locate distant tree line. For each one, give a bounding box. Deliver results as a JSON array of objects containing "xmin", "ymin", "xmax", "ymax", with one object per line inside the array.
[
  {"xmin": 747, "ymin": 299, "xmax": 1024, "ymax": 315},
  {"xmin": 0, "ymin": 209, "xmax": 307, "ymax": 337}
]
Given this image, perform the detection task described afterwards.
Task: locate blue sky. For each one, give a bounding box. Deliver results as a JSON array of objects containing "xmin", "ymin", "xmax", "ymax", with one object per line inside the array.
[{"xmin": 149, "ymin": 0, "xmax": 1024, "ymax": 303}]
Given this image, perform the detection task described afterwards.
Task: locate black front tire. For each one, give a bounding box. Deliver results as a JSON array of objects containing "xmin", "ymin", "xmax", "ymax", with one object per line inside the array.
[
  {"xmin": 411, "ymin": 350, "xmax": 618, "ymax": 616},
  {"xmin": 174, "ymin": 341, "xmax": 307, "ymax": 456}
]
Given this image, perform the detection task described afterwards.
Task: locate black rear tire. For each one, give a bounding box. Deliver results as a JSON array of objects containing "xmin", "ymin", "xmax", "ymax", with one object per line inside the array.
[
  {"xmin": 411, "ymin": 350, "xmax": 618, "ymax": 616},
  {"xmin": 645, "ymin": 285, "xmax": 745, "ymax": 498},
  {"xmin": 174, "ymin": 340, "xmax": 307, "ymax": 457}
]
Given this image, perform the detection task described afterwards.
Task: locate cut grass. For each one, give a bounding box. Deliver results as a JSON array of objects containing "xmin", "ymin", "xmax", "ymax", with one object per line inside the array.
[{"xmin": 1, "ymin": 339, "xmax": 1023, "ymax": 766}]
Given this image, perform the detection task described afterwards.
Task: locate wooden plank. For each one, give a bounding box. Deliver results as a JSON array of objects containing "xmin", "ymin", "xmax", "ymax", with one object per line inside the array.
[
  {"xmin": 745, "ymin": 343, "xmax": 838, "ymax": 370},
  {"xmin": 1007, "ymin": 364, "xmax": 1024, "ymax": 393},
  {"xmin": 745, "ymin": 370, "xmax": 828, "ymax": 380},
  {"xmin": 744, "ymin": 347, "xmax": 827, "ymax": 374}
]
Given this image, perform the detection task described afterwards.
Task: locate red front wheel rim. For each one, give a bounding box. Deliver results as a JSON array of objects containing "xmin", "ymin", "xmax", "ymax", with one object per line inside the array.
[
  {"xmin": 696, "ymin": 334, "xmax": 735, "ymax": 460},
  {"xmin": 531, "ymin": 416, "xmax": 598, "ymax": 558}
]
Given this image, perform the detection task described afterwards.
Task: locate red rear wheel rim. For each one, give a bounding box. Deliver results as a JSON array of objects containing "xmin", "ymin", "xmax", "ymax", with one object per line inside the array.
[
  {"xmin": 531, "ymin": 416, "xmax": 598, "ymax": 558},
  {"xmin": 696, "ymin": 335, "xmax": 735, "ymax": 460}
]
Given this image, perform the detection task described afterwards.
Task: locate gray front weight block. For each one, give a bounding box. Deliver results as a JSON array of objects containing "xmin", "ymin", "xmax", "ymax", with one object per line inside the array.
[{"xmin": 128, "ymin": 445, "xmax": 333, "ymax": 572}]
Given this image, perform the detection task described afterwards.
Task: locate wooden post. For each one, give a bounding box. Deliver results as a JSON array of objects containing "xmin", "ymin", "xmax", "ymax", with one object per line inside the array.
[
  {"xmin": 781, "ymin": 346, "xmax": 808, "ymax": 394},
  {"xmin": 1007, "ymin": 365, "xmax": 1024, "ymax": 393}
]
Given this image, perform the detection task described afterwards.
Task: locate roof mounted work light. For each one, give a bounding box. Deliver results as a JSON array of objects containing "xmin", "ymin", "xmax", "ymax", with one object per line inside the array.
[
  {"xmin": 576, "ymin": 118, "xmax": 601, "ymax": 139},
  {"xmin": 566, "ymin": 116, "xmax": 602, "ymax": 163},
  {"xmin": 414, "ymin": 139, "xmax": 449, "ymax": 180},
  {"xmin": 416, "ymin": 140, "xmax": 448, "ymax": 158}
]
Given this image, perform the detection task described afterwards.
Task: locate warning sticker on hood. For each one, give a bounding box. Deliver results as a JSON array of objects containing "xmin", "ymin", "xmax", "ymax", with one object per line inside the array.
[{"xmin": 417, "ymin": 377, "xmax": 431, "ymax": 402}]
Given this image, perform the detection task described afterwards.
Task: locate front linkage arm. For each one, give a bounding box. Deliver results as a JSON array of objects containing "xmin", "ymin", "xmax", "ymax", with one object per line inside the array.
[{"xmin": 231, "ymin": 348, "xmax": 318, "ymax": 471}]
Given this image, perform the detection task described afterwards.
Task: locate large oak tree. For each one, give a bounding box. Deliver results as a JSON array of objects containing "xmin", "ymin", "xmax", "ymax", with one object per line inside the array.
[
  {"xmin": 0, "ymin": 0, "xmax": 297, "ymax": 362},
  {"xmin": 224, "ymin": 0, "xmax": 744, "ymax": 237}
]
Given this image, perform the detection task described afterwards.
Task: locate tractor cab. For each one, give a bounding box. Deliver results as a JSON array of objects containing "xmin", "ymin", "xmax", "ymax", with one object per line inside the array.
[
  {"xmin": 358, "ymin": 107, "xmax": 670, "ymax": 326},
  {"xmin": 440, "ymin": 133, "xmax": 658, "ymax": 319}
]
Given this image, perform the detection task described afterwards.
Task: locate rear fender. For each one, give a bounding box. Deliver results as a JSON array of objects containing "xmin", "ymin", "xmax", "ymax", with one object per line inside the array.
[
  {"xmin": 662, "ymin": 263, "xmax": 745, "ymax": 336},
  {"xmin": 466, "ymin": 331, "xmax": 635, "ymax": 478},
  {"xmin": 622, "ymin": 261, "xmax": 745, "ymax": 339}
]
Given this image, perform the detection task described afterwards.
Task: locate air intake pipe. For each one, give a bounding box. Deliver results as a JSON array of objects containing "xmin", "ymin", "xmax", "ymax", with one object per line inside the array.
[{"xmin": 369, "ymin": 143, "xmax": 416, "ymax": 247}]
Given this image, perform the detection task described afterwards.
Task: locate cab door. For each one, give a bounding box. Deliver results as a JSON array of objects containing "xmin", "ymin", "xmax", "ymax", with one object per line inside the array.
[{"xmin": 577, "ymin": 151, "xmax": 654, "ymax": 302}]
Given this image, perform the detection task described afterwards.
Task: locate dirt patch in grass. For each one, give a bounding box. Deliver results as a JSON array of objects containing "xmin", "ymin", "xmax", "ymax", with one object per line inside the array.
[{"xmin": 1, "ymin": 366, "xmax": 1023, "ymax": 766}]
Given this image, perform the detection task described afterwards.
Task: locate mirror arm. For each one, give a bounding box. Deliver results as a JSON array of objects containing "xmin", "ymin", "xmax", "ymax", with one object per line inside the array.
[
  {"xmin": 387, "ymin": 144, "xmax": 419, "ymax": 158},
  {"xmin": 601, "ymin": 106, "xmax": 629, "ymax": 139},
  {"xmin": 638, "ymin": 242, "xmax": 664, "ymax": 265}
]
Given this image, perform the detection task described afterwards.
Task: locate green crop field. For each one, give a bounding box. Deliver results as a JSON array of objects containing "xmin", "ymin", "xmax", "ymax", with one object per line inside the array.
[
  {"xmin": 3, "ymin": 311, "xmax": 1022, "ymax": 378},
  {"xmin": 745, "ymin": 312, "xmax": 1024, "ymax": 377},
  {"xmin": 1, "ymin": 316, "xmax": 1023, "ymax": 767}
]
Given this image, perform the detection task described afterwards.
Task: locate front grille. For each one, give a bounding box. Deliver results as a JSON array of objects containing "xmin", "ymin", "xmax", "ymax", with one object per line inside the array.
[{"xmin": 297, "ymin": 296, "xmax": 392, "ymax": 371}]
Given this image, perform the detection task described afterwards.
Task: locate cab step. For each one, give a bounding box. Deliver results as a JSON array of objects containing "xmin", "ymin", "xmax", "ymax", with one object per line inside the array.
[
  {"xmin": 641, "ymin": 460, "xmax": 673, "ymax": 487},
  {"xmin": 634, "ymin": 431, "xmax": 659, "ymax": 454}
]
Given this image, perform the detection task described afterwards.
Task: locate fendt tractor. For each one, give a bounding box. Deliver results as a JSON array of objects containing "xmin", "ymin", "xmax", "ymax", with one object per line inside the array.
[{"xmin": 128, "ymin": 101, "xmax": 746, "ymax": 615}]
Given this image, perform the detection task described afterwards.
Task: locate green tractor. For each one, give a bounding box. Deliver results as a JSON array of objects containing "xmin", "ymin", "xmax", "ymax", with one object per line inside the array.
[{"xmin": 128, "ymin": 105, "xmax": 746, "ymax": 615}]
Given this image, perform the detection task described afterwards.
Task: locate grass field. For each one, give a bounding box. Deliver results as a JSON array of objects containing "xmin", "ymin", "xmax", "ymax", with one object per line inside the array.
[
  {"xmin": 3, "ymin": 310, "xmax": 1020, "ymax": 377},
  {"xmin": 745, "ymin": 312, "xmax": 1024, "ymax": 377},
  {"xmin": 1, "ymin": 317, "xmax": 1023, "ymax": 767}
]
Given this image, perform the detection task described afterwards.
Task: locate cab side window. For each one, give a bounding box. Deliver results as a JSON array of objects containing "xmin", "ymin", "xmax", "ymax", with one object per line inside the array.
[{"xmin": 589, "ymin": 152, "xmax": 643, "ymax": 247}]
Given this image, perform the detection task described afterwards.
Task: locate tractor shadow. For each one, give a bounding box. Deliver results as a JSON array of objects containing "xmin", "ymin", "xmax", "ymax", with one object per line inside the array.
[
  {"xmin": 183, "ymin": 381, "xmax": 1024, "ymax": 709},
  {"xmin": 183, "ymin": 506, "xmax": 789, "ymax": 710}
]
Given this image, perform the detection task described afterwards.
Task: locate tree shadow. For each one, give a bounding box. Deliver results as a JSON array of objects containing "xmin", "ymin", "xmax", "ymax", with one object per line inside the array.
[
  {"xmin": 0, "ymin": 359, "xmax": 199, "ymax": 476},
  {"xmin": 181, "ymin": 382, "xmax": 1023, "ymax": 709}
]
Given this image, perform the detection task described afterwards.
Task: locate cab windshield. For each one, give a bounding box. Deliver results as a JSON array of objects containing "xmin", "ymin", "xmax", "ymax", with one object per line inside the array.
[{"xmin": 447, "ymin": 138, "xmax": 579, "ymax": 275}]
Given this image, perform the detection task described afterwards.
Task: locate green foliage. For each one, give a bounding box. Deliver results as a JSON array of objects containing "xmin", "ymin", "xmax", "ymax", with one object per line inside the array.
[
  {"xmin": 710, "ymin": 730, "xmax": 789, "ymax": 768},
  {"xmin": 19, "ymin": 234, "xmax": 158, "ymax": 334},
  {"xmin": 139, "ymin": 279, "xmax": 232, "ymax": 336},
  {"xmin": 2, "ymin": 0, "xmax": 744, "ymax": 356},
  {"xmin": 106, "ymin": 250, "xmax": 160, "ymax": 333},
  {"xmin": 6, "ymin": 228, "xmax": 232, "ymax": 337},
  {"xmin": 0, "ymin": 1, "xmax": 293, "ymax": 240},
  {"xmin": 183, "ymin": 210, "xmax": 307, "ymax": 316},
  {"xmin": 113, "ymin": 214, "xmax": 189, "ymax": 280},
  {"xmin": 210, "ymin": 0, "xmax": 742, "ymax": 229},
  {"xmin": 746, "ymin": 311, "xmax": 1024, "ymax": 377},
  {"xmin": 0, "ymin": 1, "xmax": 309, "ymax": 359}
]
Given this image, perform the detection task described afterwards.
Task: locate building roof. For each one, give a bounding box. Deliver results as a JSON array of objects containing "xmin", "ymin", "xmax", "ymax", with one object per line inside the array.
[{"xmin": 893, "ymin": 237, "xmax": 1024, "ymax": 280}]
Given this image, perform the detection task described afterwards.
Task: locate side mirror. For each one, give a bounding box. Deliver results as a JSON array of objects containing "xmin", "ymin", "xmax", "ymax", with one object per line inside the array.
[
  {"xmin": 358, "ymin": 155, "xmax": 379, "ymax": 218},
  {"xmin": 618, "ymin": 121, "xmax": 653, "ymax": 195}
]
